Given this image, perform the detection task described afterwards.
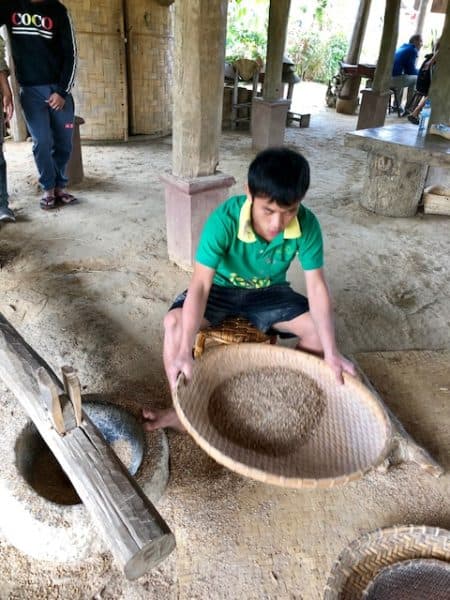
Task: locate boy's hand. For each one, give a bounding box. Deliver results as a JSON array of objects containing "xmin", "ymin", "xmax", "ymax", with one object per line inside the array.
[
  {"xmin": 324, "ymin": 352, "xmax": 356, "ymax": 385},
  {"xmin": 168, "ymin": 351, "xmax": 194, "ymax": 390}
]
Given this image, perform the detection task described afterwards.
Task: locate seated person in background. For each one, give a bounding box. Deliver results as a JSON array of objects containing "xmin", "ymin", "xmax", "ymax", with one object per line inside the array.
[
  {"xmin": 390, "ymin": 34, "xmax": 423, "ymax": 109},
  {"xmin": 407, "ymin": 40, "xmax": 440, "ymax": 124},
  {"xmin": 143, "ymin": 147, "xmax": 356, "ymax": 432}
]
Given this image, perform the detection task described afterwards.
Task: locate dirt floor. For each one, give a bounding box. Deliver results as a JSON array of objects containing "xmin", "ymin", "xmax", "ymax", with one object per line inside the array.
[{"xmin": 0, "ymin": 82, "xmax": 449, "ymax": 598}]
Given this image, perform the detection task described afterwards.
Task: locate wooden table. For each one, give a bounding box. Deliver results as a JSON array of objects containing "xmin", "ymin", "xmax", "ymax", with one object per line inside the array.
[
  {"xmin": 340, "ymin": 62, "xmax": 376, "ymax": 80},
  {"xmin": 345, "ymin": 123, "xmax": 450, "ymax": 216}
]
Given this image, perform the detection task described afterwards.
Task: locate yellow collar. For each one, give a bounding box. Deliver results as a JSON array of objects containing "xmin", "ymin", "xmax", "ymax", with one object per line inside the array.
[{"xmin": 237, "ymin": 198, "xmax": 302, "ymax": 243}]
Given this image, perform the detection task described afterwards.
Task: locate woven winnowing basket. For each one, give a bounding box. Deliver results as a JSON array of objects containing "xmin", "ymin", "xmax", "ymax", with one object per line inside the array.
[
  {"xmin": 363, "ymin": 558, "xmax": 450, "ymax": 599},
  {"xmin": 174, "ymin": 344, "xmax": 392, "ymax": 488},
  {"xmin": 324, "ymin": 525, "xmax": 450, "ymax": 599}
]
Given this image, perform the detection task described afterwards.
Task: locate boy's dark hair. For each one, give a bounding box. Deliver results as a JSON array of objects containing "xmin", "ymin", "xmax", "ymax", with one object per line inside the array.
[{"xmin": 247, "ymin": 147, "xmax": 310, "ymax": 207}]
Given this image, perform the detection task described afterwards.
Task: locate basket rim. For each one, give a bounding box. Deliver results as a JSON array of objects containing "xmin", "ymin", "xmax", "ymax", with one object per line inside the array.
[{"xmin": 174, "ymin": 344, "xmax": 393, "ymax": 489}]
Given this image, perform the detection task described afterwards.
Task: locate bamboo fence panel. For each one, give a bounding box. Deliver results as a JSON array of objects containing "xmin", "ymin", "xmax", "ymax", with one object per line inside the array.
[{"xmin": 125, "ymin": 0, "xmax": 174, "ymax": 136}]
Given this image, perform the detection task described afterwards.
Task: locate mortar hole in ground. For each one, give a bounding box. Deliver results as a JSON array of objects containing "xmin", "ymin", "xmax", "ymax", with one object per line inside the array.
[
  {"xmin": 15, "ymin": 402, "xmax": 145, "ymax": 506},
  {"xmin": 15, "ymin": 422, "xmax": 81, "ymax": 505}
]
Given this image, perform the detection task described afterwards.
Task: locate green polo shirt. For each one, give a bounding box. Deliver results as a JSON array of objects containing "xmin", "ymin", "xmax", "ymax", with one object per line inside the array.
[{"xmin": 195, "ymin": 195, "xmax": 323, "ymax": 289}]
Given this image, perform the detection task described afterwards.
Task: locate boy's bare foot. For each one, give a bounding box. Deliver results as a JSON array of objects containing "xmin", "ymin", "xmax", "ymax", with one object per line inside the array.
[{"xmin": 142, "ymin": 407, "xmax": 185, "ymax": 432}]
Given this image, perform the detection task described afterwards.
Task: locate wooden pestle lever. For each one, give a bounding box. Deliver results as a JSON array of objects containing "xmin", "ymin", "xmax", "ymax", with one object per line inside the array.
[{"xmin": 0, "ymin": 312, "xmax": 175, "ymax": 580}]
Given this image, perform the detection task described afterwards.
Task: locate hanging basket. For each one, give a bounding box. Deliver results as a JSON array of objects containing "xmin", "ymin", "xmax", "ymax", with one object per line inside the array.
[{"xmin": 173, "ymin": 344, "xmax": 391, "ymax": 488}]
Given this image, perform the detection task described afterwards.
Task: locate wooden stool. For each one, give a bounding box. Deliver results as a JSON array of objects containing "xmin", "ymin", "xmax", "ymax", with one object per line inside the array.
[{"xmin": 194, "ymin": 317, "xmax": 277, "ymax": 358}]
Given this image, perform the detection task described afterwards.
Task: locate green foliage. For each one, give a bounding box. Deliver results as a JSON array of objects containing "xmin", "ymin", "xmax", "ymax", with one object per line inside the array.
[
  {"xmin": 226, "ymin": 0, "xmax": 348, "ymax": 84},
  {"xmin": 226, "ymin": 0, "xmax": 268, "ymax": 62},
  {"xmin": 323, "ymin": 31, "xmax": 348, "ymax": 81},
  {"xmin": 288, "ymin": 31, "xmax": 348, "ymax": 84},
  {"xmin": 314, "ymin": 0, "xmax": 329, "ymax": 29}
]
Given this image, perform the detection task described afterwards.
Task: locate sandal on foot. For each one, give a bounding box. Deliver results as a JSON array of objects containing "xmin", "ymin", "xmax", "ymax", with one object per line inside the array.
[
  {"xmin": 56, "ymin": 191, "xmax": 77, "ymax": 204},
  {"xmin": 40, "ymin": 196, "xmax": 57, "ymax": 210}
]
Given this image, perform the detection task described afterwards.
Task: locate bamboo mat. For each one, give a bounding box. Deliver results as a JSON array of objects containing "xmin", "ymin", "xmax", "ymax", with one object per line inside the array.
[{"xmin": 355, "ymin": 350, "xmax": 450, "ymax": 470}]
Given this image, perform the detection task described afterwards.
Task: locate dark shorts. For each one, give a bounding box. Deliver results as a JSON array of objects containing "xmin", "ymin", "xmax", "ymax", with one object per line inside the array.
[{"xmin": 169, "ymin": 283, "xmax": 309, "ymax": 337}]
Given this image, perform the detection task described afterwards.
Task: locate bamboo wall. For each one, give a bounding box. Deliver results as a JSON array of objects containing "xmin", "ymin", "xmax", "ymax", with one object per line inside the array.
[{"xmin": 66, "ymin": 0, "xmax": 174, "ymax": 141}]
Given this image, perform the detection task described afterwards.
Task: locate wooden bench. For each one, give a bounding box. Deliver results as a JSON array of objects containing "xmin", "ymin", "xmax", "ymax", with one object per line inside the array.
[{"xmin": 345, "ymin": 123, "xmax": 450, "ymax": 217}]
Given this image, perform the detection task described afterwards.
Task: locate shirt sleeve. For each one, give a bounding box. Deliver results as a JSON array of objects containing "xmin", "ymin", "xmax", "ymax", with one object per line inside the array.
[
  {"xmin": 298, "ymin": 207, "xmax": 324, "ymax": 270},
  {"xmin": 56, "ymin": 7, "xmax": 77, "ymax": 97},
  {"xmin": 195, "ymin": 206, "xmax": 232, "ymax": 269}
]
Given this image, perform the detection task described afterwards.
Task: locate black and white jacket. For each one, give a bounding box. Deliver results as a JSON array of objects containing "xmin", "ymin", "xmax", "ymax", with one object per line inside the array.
[{"xmin": 0, "ymin": 0, "xmax": 77, "ymax": 97}]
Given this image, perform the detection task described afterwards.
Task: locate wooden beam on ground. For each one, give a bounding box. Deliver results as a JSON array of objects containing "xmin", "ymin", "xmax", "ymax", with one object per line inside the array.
[{"xmin": 0, "ymin": 313, "xmax": 175, "ymax": 580}]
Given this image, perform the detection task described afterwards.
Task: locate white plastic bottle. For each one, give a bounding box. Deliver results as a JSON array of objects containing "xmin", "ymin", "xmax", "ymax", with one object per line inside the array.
[{"xmin": 418, "ymin": 99, "xmax": 431, "ymax": 134}]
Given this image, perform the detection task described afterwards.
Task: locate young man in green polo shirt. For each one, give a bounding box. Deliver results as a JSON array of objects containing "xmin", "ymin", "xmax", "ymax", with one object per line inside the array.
[{"xmin": 143, "ymin": 147, "xmax": 355, "ymax": 431}]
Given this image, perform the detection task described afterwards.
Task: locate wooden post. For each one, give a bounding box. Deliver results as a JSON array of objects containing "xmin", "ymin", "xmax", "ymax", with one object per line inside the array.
[
  {"xmin": 336, "ymin": 0, "xmax": 372, "ymax": 115},
  {"xmin": 428, "ymin": 4, "xmax": 450, "ymax": 126},
  {"xmin": 252, "ymin": 0, "xmax": 291, "ymax": 150},
  {"xmin": 356, "ymin": 0, "xmax": 400, "ymax": 130},
  {"xmin": 263, "ymin": 0, "xmax": 291, "ymax": 101},
  {"xmin": 164, "ymin": 0, "xmax": 234, "ymax": 269},
  {"xmin": 172, "ymin": 0, "xmax": 227, "ymax": 178},
  {"xmin": 415, "ymin": 0, "xmax": 430, "ymax": 36},
  {"xmin": 0, "ymin": 313, "xmax": 175, "ymax": 581}
]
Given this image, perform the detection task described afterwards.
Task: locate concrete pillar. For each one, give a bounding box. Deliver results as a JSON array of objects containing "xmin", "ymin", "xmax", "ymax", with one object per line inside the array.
[
  {"xmin": 336, "ymin": 0, "xmax": 372, "ymax": 115},
  {"xmin": 428, "ymin": 4, "xmax": 450, "ymax": 126},
  {"xmin": 162, "ymin": 172, "xmax": 235, "ymax": 270},
  {"xmin": 163, "ymin": 0, "xmax": 234, "ymax": 269},
  {"xmin": 252, "ymin": 0, "xmax": 291, "ymax": 150},
  {"xmin": 356, "ymin": 0, "xmax": 400, "ymax": 130}
]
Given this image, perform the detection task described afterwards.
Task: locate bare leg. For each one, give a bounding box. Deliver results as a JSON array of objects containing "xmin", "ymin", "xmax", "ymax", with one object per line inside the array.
[
  {"xmin": 410, "ymin": 95, "xmax": 427, "ymax": 118},
  {"xmin": 273, "ymin": 312, "xmax": 323, "ymax": 355},
  {"xmin": 142, "ymin": 308, "xmax": 210, "ymax": 432},
  {"xmin": 143, "ymin": 308, "xmax": 184, "ymax": 431}
]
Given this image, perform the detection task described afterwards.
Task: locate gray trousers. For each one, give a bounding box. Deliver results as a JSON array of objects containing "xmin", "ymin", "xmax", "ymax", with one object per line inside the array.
[{"xmin": 389, "ymin": 74, "xmax": 418, "ymax": 106}]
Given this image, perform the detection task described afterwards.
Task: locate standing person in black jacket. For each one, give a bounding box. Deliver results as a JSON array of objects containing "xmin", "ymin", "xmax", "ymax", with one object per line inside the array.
[{"xmin": 0, "ymin": 0, "xmax": 77, "ymax": 210}]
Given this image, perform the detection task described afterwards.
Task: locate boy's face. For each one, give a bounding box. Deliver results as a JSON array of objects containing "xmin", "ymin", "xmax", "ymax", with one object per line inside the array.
[{"xmin": 250, "ymin": 195, "xmax": 300, "ymax": 242}]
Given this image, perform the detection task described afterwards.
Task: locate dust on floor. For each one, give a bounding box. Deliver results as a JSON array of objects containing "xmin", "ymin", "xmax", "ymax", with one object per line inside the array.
[{"xmin": 0, "ymin": 82, "xmax": 449, "ymax": 599}]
